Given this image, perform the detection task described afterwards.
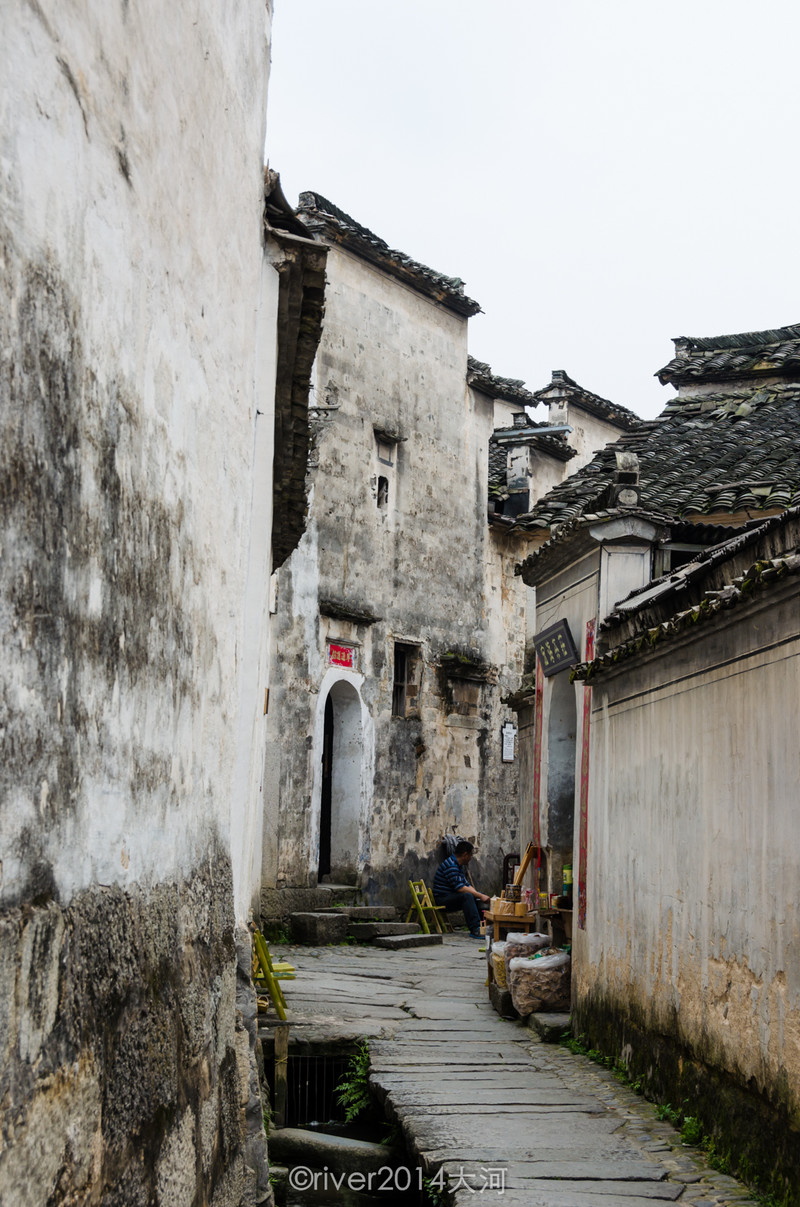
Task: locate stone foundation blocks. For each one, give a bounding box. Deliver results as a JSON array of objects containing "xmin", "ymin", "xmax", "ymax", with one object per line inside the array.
[
  {"xmin": 372, "ymin": 933, "xmax": 442, "ymax": 950},
  {"xmin": 347, "ymin": 922, "xmax": 419, "ymax": 941},
  {"xmin": 289, "ymin": 912, "xmax": 348, "ymax": 945}
]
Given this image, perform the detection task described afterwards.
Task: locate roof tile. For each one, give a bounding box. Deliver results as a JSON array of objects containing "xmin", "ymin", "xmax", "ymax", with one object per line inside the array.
[{"xmin": 297, "ymin": 191, "xmax": 481, "ymax": 317}]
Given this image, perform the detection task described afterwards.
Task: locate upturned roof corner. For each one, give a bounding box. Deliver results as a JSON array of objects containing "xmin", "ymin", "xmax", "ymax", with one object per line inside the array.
[
  {"xmin": 533, "ymin": 369, "xmax": 643, "ymax": 431},
  {"xmin": 657, "ymin": 322, "xmax": 800, "ymax": 387}
]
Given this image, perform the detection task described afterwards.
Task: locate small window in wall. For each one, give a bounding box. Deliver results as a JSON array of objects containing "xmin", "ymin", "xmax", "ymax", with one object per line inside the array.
[
  {"xmin": 376, "ymin": 438, "xmax": 395, "ymax": 467},
  {"xmin": 392, "ymin": 642, "xmax": 422, "ymax": 717},
  {"xmin": 377, "ymin": 475, "xmax": 389, "ymax": 510}
]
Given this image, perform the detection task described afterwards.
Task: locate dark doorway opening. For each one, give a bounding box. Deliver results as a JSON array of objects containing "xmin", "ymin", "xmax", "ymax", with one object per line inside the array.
[{"xmin": 318, "ymin": 694, "xmax": 333, "ymax": 881}]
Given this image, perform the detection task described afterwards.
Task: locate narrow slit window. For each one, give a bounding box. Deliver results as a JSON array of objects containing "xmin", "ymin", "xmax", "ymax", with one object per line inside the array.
[
  {"xmin": 392, "ymin": 642, "xmax": 421, "ymax": 717},
  {"xmin": 377, "ymin": 475, "xmax": 389, "ymax": 509}
]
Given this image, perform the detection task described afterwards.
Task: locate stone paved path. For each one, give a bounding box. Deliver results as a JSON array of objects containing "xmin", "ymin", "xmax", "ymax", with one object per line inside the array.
[{"xmin": 274, "ymin": 936, "xmax": 759, "ymax": 1207}]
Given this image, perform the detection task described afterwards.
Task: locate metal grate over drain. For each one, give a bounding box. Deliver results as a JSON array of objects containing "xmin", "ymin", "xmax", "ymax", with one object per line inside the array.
[{"xmin": 268, "ymin": 1051, "xmax": 352, "ymax": 1127}]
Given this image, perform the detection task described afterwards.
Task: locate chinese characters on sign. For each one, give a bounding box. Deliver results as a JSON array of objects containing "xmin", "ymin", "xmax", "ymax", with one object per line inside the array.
[
  {"xmin": 328, "ymin": 643, "xmax": 355, "ymax": 670},
  {"xmin": 501, "ymin": 722, "xmax": 517, "ymax": 763},
  {"xmin": 532, "ymin": 619, "xmax": 578, "ymax": 677}
]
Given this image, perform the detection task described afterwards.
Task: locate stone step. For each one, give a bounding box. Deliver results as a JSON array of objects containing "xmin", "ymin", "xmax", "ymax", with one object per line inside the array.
[
  {"xmin": 289, "ymin": 911, "xmax": 348, "ymax": 945},
  {"xmin": 317, "ymin": 882, "xmax": 361, "ymax": 899},
  {"xmin": 339, "ymin": 905, "xmax": 399, "ymax": 921},
  {"xmin": 261, "ymin": 882, "xmax": 361, "ymax": 928},
  {"xmin": 373, "ymin": 932, "xmax": 443, "ymax": 950},
  {"xmin": 527, "ymin": 1011, "xmax": 572, "ymax": 1043},
  {"xmin": 489, "ymin": 981, "xmax": 519, "ymax": 1020},
  {"xmin": 347, "ymin": 922, "xmax": 419, "ymax": 941}
]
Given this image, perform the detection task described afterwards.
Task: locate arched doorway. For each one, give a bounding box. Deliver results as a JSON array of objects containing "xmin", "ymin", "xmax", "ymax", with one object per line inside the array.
[{"xmin": 317, "ymin": 679, "xmax": 363, "ymax": 883}]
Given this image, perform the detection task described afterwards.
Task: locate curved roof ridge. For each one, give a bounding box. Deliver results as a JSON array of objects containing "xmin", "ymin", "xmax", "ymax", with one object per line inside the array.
[{"xmin": 673, "ymin": 322, "xmax": 800, "ymax": 353}]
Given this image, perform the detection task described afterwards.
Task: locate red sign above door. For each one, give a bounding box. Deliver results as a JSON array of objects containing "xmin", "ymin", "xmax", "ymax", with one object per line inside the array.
[{"xmin": 328, "ymin": 643, "xmax": 355, "ymax": 669}]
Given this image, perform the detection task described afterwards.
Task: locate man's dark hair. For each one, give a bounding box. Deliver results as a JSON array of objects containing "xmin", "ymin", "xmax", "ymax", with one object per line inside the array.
[{"xmin": 454, "ymin": 840, "xmax": 474, "ymax": 856}]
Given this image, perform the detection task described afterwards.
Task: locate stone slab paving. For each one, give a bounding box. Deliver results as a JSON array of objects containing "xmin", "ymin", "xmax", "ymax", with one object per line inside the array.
[{"xmin": 272, "ymin": 938, "xmax": 759, "ymax": 1206}]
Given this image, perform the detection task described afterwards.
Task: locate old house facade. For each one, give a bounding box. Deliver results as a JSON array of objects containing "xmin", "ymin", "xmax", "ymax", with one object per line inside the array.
[
  {"xmin": 262, "ymin": 196, "xmax": 529, "ymax": 913},
  {"xmin": 1, "ymin": 4, "xmax": 324, "ymax": 1203},
  {"xmin": 514, "ymin": 324, "xmax": 800, "ymax": 1196},
  {"xmin": 261, "ymin": 197, "xmax": 644, "ymax": 920}
]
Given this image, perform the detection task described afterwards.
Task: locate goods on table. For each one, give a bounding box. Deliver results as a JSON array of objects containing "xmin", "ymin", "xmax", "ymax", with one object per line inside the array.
[{"xmin": 508, "ymin": 951, "xmax": 571, "ymax": 1016}]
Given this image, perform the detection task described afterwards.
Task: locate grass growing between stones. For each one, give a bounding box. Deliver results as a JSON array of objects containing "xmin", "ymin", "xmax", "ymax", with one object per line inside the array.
[
  {"xmin": 561, "ymin": 1034, "xmax": 646, "ymax": 1095},
  {"xmin": 560, "ymin": 1034, "xmax": 794, "ymax": 1207},
  {"xmin": 262, "ymin": 922, "xmax": 290, "ymax": 944}
]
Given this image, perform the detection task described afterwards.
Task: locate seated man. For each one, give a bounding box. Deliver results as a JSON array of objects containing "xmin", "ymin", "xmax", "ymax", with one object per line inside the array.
[{"xmin": 433, "ymin": 840, "xmax": 490, "ymax": 939}]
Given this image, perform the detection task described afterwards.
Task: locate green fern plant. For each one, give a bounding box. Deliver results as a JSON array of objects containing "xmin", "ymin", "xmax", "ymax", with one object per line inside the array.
[{"xmin": 336, "ymin": 1041, "xmax": 371, "ymax": 1123}]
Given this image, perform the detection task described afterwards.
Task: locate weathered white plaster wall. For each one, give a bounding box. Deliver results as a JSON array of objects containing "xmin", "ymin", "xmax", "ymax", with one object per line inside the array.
[
  {"xmin": 2, "ymin": 0, "xmax": 272, "ymax": 911},
  {"xmin": 546, "ymin": 399, "xmax": 631, "ymax": 475},
  {"xmin": 1, "ymin": 2, "xmax": 274, "ymax": 1200},
  {"xmin": 230, "ymin": 248, "xmax": 282, "ymax": 921},
  {"xmin": 529, "ymin": 447, "xmax": 570, "ymax": 504},
  {"xmin": 264, "ymin": 245, "xmax": 526, "ymax": 906},
  {"xmin": 526, "ymin": 556, "xmax": 597, "ymax": 864},
  {"xmin": 579, "ymin": 589, "xmax": 800, "ymax": 1125}
]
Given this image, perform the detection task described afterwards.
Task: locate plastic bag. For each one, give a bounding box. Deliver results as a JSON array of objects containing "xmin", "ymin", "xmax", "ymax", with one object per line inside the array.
[
  {"xmin": 503, "ymin": 932, "xmax": 551, "ymax": 979},
  {"xmin": 507, "ymin": 951, "xmax": 571, "ymax": 1016},
  {"xmin": 490, "ymin": 941, "xmax": 509, "ymax": 988},
  {"xmin": 504, "ymin": 931, "xmax": 550, "ymax": 946}
]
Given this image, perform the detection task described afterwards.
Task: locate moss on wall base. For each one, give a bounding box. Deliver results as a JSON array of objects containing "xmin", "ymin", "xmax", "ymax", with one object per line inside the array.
[
  {"xmin": 574, "ymin": 994, "xmax": 800, "ymax": 1206},
  {"xmin": 0, "ymin": 850, "xmax": 271, "ymax": 1206}
]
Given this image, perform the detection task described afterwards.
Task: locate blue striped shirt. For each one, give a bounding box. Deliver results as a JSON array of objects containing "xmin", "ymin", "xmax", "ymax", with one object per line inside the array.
[{"xmin": 433, "ymin": 854, "xmax": 468, "ymax": 901}]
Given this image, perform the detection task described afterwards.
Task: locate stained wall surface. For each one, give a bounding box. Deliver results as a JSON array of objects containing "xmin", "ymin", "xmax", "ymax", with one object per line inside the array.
[
  {"xmin": 1, "ymin": 2, "xmax": 274, "ymax": 1201},
  {"xmin": 578, "ymin": 589, "xmax": 800, "ymax": 1134},
  {"xmin": 263, "ymin": 245, "xmax": 527, "ymax": 907}
]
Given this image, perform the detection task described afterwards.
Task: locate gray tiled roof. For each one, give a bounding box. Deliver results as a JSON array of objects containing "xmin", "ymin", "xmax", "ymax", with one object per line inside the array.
[
  {"xmin": 572, "ymin": 507, "xmax": 800, "ymax": 681},
  {"xmin": 515, "ymin": 382, "xmax": 800, "ymax": 535},
  {"xmin": 657, "ymin": 323, "xmax": 800, "ymax": 386},
  {"xmin": 488, "ymin": 440, "xmax": 508, "ymax": 493},
  {"xmin": 533, "ymin": 370, "xmax": 643, "ymax": 431},
  {"xmin": 489, "ymin": 425, "xmax": 576, "ymax": 495},
  {"xmin": 598, "ymin": 513, "xmax": 787, "ymax": 633},
  {"xmin": 297, "ymin": 192, "xmax": 481, "ymax": 317},
  {"xmin": 468, "ymin": 356, "xmax": 537, "ymax": 406},
  {"xmin": 491, "ymin": 422, "xmax": 576, "ymax": 462}
]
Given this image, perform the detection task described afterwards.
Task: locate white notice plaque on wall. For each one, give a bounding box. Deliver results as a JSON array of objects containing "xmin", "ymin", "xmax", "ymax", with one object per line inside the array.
[{"xmin": 501, "ymin": 722, "xmax": 517, "ymax": 763}]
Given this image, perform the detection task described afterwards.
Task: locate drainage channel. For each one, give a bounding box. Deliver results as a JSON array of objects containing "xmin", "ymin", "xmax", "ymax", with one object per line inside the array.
[{"xmin": 260, "ymin": 1030, "xmax": 435, "ymax": 1207}]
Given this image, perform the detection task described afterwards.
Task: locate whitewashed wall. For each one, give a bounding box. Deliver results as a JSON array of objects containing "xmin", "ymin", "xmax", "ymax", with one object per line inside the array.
[
  {"xmin": 545, "ymin": 398, "xmax": 632, "ymax": 474},
  {"xmin": 1, "ymin": 2, "xmax": 274, "ymax": 1201},
  {"xmin": 2, "ymin": 0, "xmax": 272, "ymax": 915},
  {"xmin": 264, "ymin": 244, "xmax": 526, "ymax": 906},
  {"xmin": 578, "ymin": 587, "xmax": 800, "ymax": 1165}
]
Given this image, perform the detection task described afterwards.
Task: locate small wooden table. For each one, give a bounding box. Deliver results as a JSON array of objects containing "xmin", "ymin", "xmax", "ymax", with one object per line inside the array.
[
  {"xmin": 536, "ymin": 909, "xmax": 573, "ymax": 945},
  {"xmin": 483, "ymin": 910, "xmax": 540, "ymax": 942}
]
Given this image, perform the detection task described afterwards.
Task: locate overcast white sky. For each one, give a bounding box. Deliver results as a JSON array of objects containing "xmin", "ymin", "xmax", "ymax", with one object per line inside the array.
[{"xmin": 266, "ymin": 1, "xmax": 800, "ymax": 420}]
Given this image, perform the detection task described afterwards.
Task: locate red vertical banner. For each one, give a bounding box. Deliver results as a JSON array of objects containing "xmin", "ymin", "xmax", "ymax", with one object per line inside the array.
[
  {"xmin": 578, "ymin": 619, "xmax": 595, "ymax": 930},
  {"xmin": 532, "ymin": 659, "xmax": 544, "ymax": 854}
]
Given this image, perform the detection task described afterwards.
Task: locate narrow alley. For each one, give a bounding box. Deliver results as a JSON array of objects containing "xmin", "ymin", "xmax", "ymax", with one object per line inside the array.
[{"xmin": 263, "ymin": 939, "xmax": 759, "ymax": 1207}]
